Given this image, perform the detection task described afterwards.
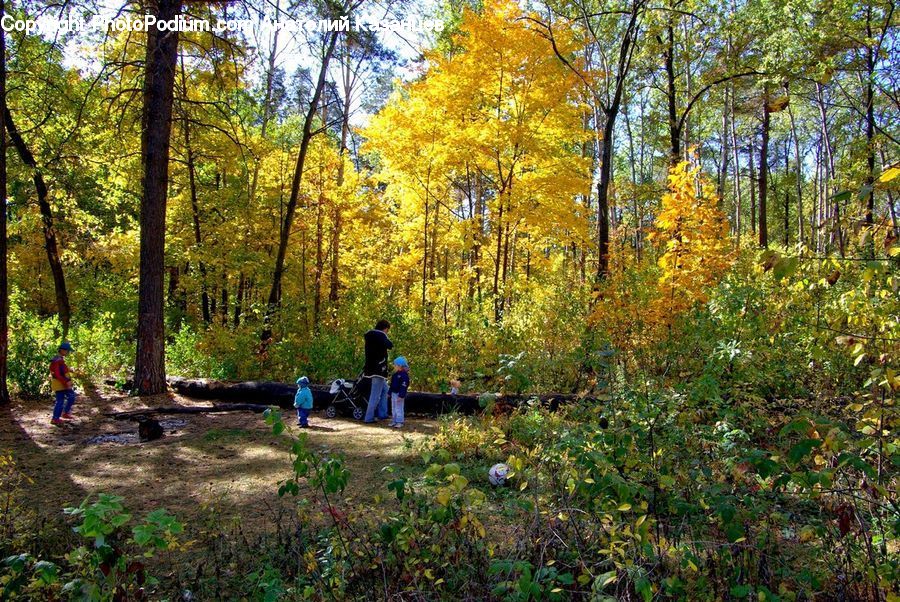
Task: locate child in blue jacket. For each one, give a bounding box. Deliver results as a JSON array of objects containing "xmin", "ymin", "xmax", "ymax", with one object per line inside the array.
[
  {"xmin": 294, "ymin": 376, "xmax": 313, "ymax": 428},
  {"xmin": 389, "ymin": 357, "xmax": 410, "ymax": 428}
]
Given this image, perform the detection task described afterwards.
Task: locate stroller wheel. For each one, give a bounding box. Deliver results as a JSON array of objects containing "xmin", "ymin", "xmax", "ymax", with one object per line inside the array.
[
  {"xmin": 352, "ymin": 407, "xmax": 365, "ymax": 421},
  {"xmin": 325, "ymin": 405, "xmax": 338, "ymax": 419}
]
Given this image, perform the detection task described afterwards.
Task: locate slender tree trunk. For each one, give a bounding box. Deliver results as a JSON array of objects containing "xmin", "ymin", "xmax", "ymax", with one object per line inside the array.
[
  {"xmin": 423, "ymin": 171, "xmax": 431, "ymax": 312},
  {"xmin": 473, "ymin": 169, "xmax": 483, "ymax": 302},
  {"xmin": 786, "ymin": 102, "xmax": 804, "ymax": 245},
  {"xmin": 665, "ymin": 18, "xmax": 680, "ymax": 164},
  {"xmin": 718, "ymin": 86, "xmax": 730, "ymax": 199},
  {"xmin": 135, "ymin": 0, "xmax": 181, "ymax": 395},
  {"xmin": 814, "ymin": 145, "xmax": 822, "ymax": 252},
  {"xmin": 0, "ymin": 0, "xmax": 9, "ymax": 405},
  {"xmin": 758, "ymin": 88, "xmax": 770, "ymax": 248},
  {"xmin": 881, "ymin": 148, "xmax": 899, "ymax": 237},
  {"xmin": 596, "ymin": 3, "xmax": 639, "ymax": 279},
  {"xmin": 624, "ymin": 104, "xmax": 641, "ymax": 257},
  {"xmin": 597, "ymin": 118, "xmax": 613, "ymax": 277},
  {"xmin": 493, "ymin": 194, "xmax": 504, "ymax": 322},
  {"xmin": 749, "ymin": 136, "xmax": 757, "ymax": 235},
  {"xmin": 863, "ymin": 7, "xmax": 876, "ymax": 258},
  {"xmin": 220, "ymin": 273, "xmax": 228, "ymax": 326},
  {"xmin": 313, "ymin": 184, "xmax": 324, "ymax": 330},
  {"xmin": 730, "ymin": 86, "xmax": 742, "ymax": 244},
  {"xmin": 4, "ymin": 108, "xmax": 71, "ymax": 336},
  {"xmin": 233, "ymin": 272, "xmax": 245, "ymax": 327},
  {"xmin": 815, "ymin": 83, "xmax": 841, "ymax": 254},
  {"xmin": 500, "ymin": 221, "xmax": 510, "ymax": 317},
  {"xmin": 784, "ymin": 141, "xmax": 790, "ymax": 247},
  {"xmin": 179, "ymin": 64, "xmax": 210, "ymax": 323},
  {"xmin": 263, "ymin": 28, "xmax": 341, "ymax": 341},
  {"xmin": 864, "ymin": 7, "xmax": 875, "ymax": 226}
]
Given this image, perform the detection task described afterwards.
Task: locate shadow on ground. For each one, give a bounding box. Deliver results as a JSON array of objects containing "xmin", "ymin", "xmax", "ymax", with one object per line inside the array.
[{"xmin": 0, "ymin": 384, "xmax": 438, "ymax": 531}]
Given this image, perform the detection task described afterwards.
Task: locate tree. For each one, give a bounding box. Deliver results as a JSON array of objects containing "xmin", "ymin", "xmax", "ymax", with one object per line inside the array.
[
  {"xmin": 263, "ymin": 0, "xmax": 364, "ymax": 341},
  {"xmin": 4, "ymin": 107, "xmax": 72, "ymax": 335},
  {"xmin": 366, "ymin": 0, "xmax": 591, "ymax": 321},
  {"xmin": 537, "ymin": 0, "xmax": 647, "ymax": 278},
  {"xmin": 135, "ymin": 0, "xmax": 182, "ymax": 395},
  {"xmin": 0, "ymin": 0, "xmax": 8, "ymax": 406},
  {"xmin": 651, "ymin": 160, "xmax": 733, "ymax": 315}
]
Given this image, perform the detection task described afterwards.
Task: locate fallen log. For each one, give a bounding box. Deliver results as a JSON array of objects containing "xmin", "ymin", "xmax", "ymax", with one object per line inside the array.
[
  {"xmin": 107, "ymin": 402, "xmax": 273, "ymax": 420},
  {"xmin": 165, "ymin": 376, "xmax": 587, "ymax": 416}
]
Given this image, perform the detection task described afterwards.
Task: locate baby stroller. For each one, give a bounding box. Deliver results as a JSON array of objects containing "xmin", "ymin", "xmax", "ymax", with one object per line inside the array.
[{"xmin": 325, "ymin": 376, "xmax": 367, "ymax": 420}]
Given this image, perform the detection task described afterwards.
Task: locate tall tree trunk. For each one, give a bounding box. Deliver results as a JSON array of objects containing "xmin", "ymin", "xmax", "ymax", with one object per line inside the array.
[
  {"xmin": 0, "ymin": 0, "xmax": 9, "ymax": 405},
  {"xmin": 863, "ymin": 6, "xmax": 876, "ymax": 257},
  {"xmin": 473, "ymin": 167, "xmax": 484, "ymax": 302},
  {"xmin": 624, "ymin": 104, "xmax": 641, "ymax": 257},
  {"xmin": 881, "ymin": 148, "xmax": 899, "ymax": 237},
  {"xmin": 4, "ymin": 108, "xmax": 71, "ymax": 336},
  {"xmin": 749, "ymin": 136, "xmax": 757, "ymax": 236},
  {"xmin": 784, "ymin": 142, "xmax": 790, "ymax": 247},
  {"xmin": 423, "ymin": 172, "xmax": 431, "ymax": 312},
  {"xmin": 500, "ymin": 221, "xmax": 510, "ymax": 317},
  {"xmin": 313, "ymin": 185, "xmax": 324, "ymax": 330},
  {"xmin": 665, "ymin": 18, "xmax": 680, "ymax": 164},
  {"xmin": 730, "ymin": 84, "xmax": 742, "ymax": 244},
  {"xmin": 815, "ymin": 83, "xmax": 841, "ymax": 254},
  {"xmin": 135, "ymin": 0, "xmax": 181, "ymax": 395},
  {"xmin": 595, "ymin": 4, "xmax": 639, "ymax": 279},
  {"xmin": 220, "ymin": 273, "xmax": 228, "ymax": 326},
  {"xmin": 330, "ymin": 46, "xmax": 356, "ymax": 309},
  {"xmin": 758, "ymin": 88, "xmax": 770, "ymax": 248},
  {"xmin": 263, "ymin": 28, "xmax": 340, "ymax": 342},
  {"xmin": 493, "ymin": 194, "xmax": 504, "ymax": 322},
  {"xmin": 233, "ymin": 272, "xmax": 245, "ymax": 327},
  {"xmin": 787, "ymin": 101, "xmax": 804, "ymax": 245},
  {"xmin": 718, "ymin": 86, "xmax": 730, "ymax": 199},
  {"xmin": 179, "ymin": 63, "xmax": 210, "ymax": 324}
]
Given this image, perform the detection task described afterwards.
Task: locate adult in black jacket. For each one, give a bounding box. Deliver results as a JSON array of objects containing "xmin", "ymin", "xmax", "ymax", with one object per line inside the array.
[{"xmin": 363, "ymin": 319, "xmax": 393, "ymax": 422}]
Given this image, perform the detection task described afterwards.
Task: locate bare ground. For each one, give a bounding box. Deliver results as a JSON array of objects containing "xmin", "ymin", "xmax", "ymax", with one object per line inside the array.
[{"xmin": 0, "ymin": 383, "xmax": 437, "ymax": 530}]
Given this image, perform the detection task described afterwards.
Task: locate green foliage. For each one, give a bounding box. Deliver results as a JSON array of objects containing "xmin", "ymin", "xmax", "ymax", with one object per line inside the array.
[
  {"xmin": 7, "ymin": 299, "xmax": 60, "ymax": 396},
  {"xmin": 0, "ymin": 476, "xmax": 182, "ymax": 601}
]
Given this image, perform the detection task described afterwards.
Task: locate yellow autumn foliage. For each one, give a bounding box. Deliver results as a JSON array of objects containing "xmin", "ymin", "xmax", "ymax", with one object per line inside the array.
[{"xmin": 592, "ymin": 160, "xmax": 733, "ymax": 353}]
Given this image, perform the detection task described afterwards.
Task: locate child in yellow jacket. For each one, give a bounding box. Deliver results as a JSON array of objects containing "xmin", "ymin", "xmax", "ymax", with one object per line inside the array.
[{"xmin": 50, "ymin": 341, "xmax": 76, "ymax": 425}]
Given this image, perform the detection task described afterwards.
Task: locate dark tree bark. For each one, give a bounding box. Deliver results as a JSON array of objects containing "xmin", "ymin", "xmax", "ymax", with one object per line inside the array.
[
  {"xmin": 135, "ymin": 0, "xmax": 181, "ymax": 396},
  {"xmin": 664, "ymin": 18, "xmax": 679, "ymax": 164},
  {"xmin": 0, "ymin": 0, "xmax": 9, "ymax": 405},
  {"xmin": 4, "ymin": 108, "xmax": 72, "ymax": 336},
  {"xmin": 863, "ymin": 5, "xmax": 876, "ymax": 258}
]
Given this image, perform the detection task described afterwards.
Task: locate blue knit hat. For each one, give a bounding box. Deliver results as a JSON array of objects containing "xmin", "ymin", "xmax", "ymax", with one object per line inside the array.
[
  {"xmin": 393, "ymin": 356, "xmax": 408, "ymax": 368},
  {"xmin": 59, "ymin": 341, "xmax": 74, "ymax": 352},
  {"xmin": 296, "ymin": 376, "xmax": 310, "ymax": 388}
]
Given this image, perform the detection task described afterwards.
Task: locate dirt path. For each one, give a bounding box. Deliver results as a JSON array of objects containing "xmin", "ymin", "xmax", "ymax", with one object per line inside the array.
[{"xmin": 0, "ymin": 384, "xmax": 437, "ymax": 529}]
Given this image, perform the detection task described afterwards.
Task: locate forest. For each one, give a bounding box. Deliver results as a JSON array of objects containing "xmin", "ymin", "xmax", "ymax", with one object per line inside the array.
[{"xmin": 0, "ymin": 0, "xmax": 897, "ymax": 599}]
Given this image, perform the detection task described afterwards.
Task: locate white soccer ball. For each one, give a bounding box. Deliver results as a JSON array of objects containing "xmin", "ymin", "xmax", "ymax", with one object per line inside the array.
[{"xmin": 488, "ymin": 463, "xmax": 510, "ymax": 487}]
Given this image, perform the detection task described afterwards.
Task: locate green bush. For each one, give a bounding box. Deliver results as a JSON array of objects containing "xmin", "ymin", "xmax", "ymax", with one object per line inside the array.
[{"xmin": 7, "ymin": 301, "xmax": 61, "ymax": 397}]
